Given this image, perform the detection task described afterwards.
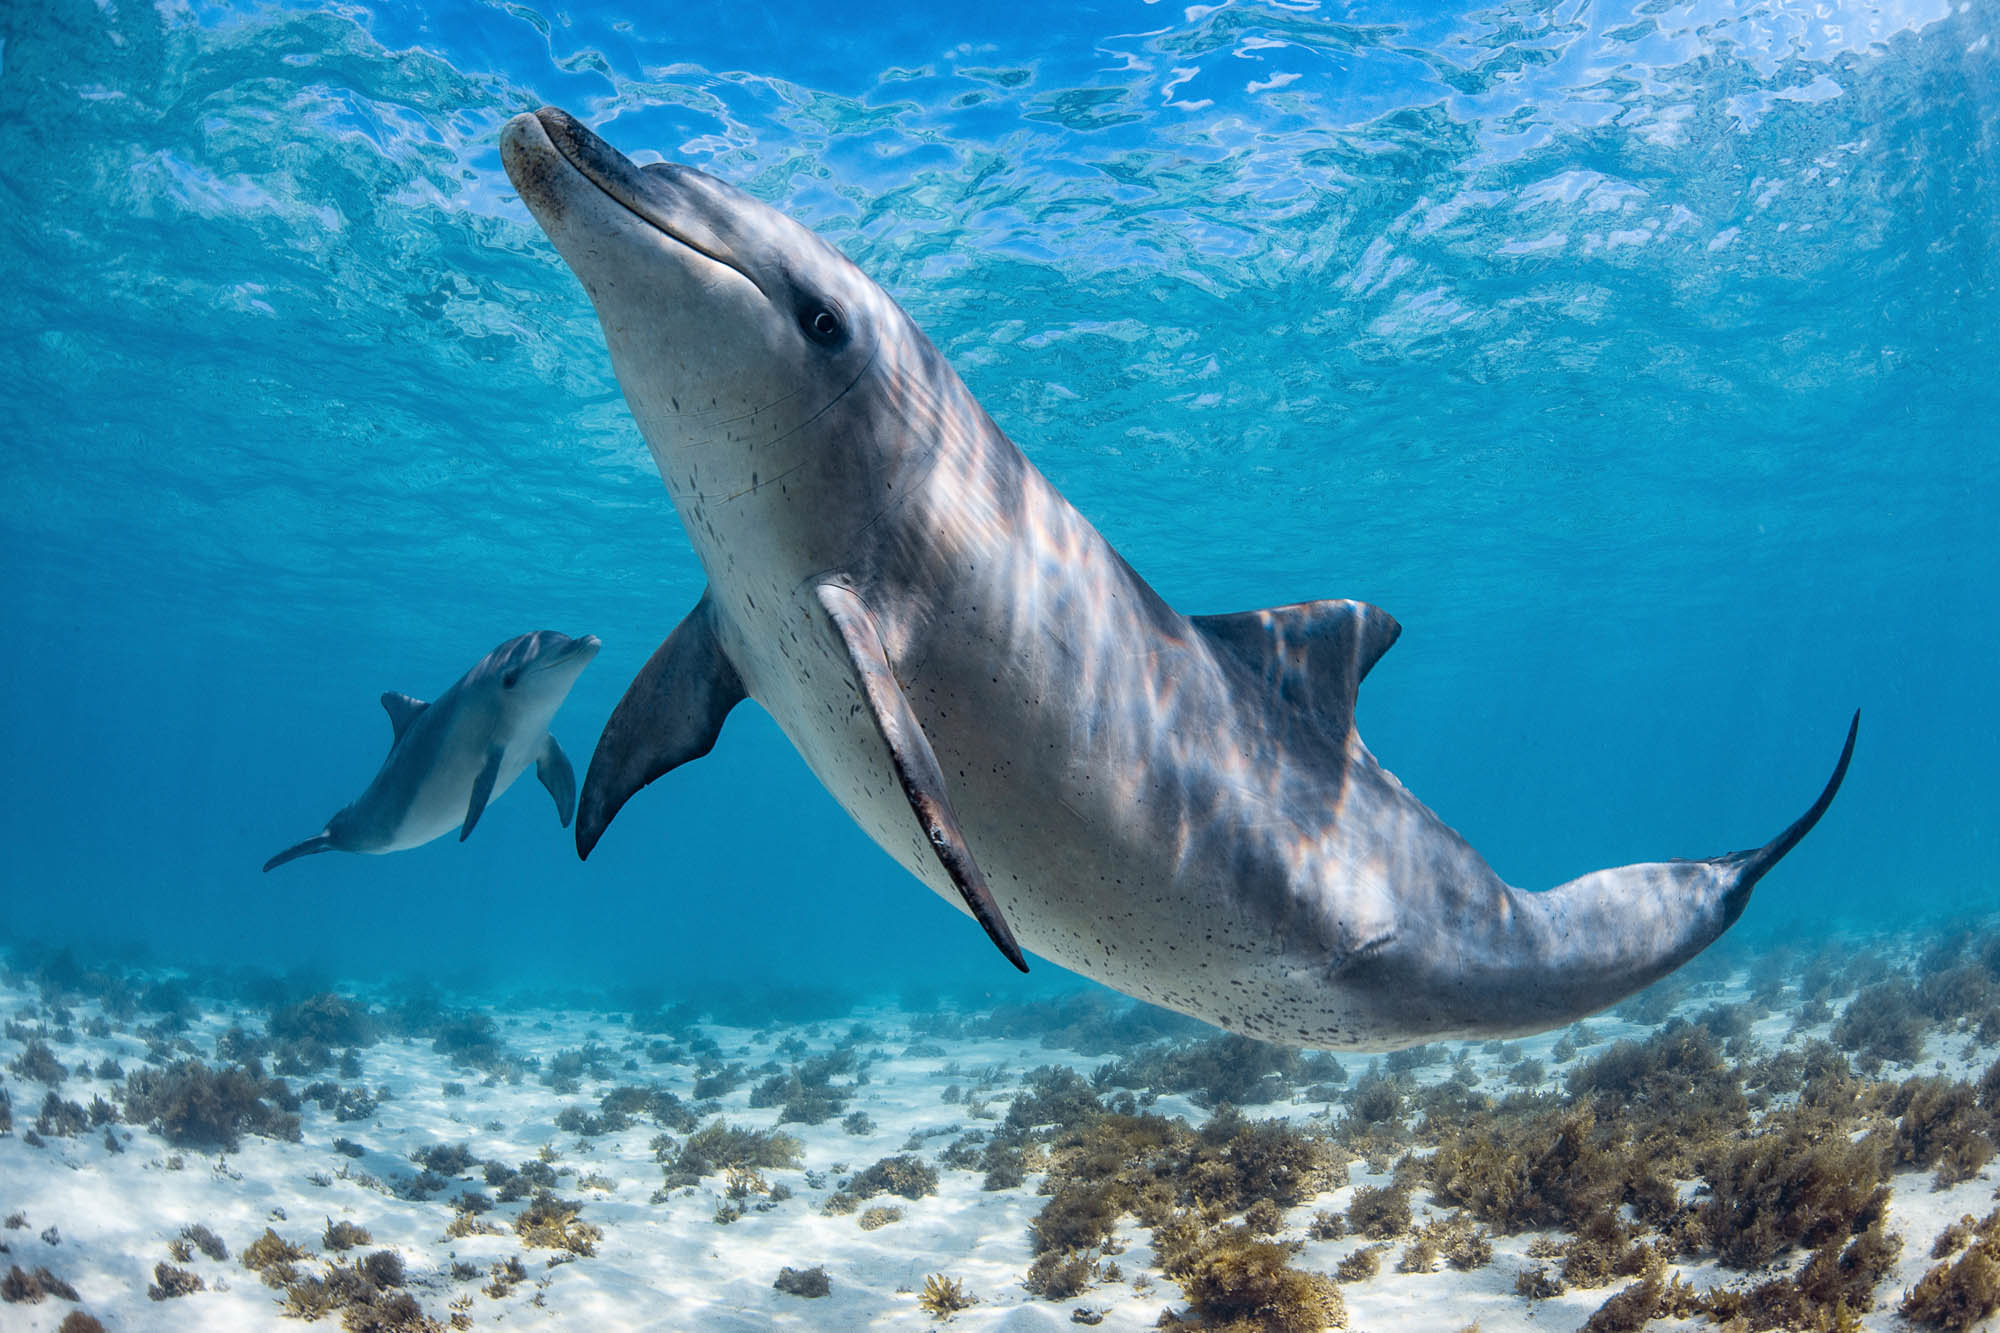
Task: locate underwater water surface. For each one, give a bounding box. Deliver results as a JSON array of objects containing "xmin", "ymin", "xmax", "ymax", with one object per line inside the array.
[{"xmin": 0, "ymin": 0, "xmax": 1997, "ymax": 1327}]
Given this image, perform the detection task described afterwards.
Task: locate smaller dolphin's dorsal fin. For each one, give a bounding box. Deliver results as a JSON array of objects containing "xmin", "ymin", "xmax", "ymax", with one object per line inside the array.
[
  {"xmin": 1192, "ymin": 598, "xmax": 1401, "ymax": 738},
  {"xmin": 380, "ymin": 692, "xmax": 428, "ymax": 741}
]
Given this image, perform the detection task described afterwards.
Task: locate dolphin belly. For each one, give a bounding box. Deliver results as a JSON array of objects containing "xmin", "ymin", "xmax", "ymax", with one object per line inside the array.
[{"xmin": 374, "ymin": 743, "xmax": 536, "ymax": 852}]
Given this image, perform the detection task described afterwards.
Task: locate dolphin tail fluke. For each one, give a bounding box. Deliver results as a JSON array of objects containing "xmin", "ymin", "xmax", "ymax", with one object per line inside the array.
[
  {"xmin": 1712, "ymin": 708, "xmax": 1860, "ymax": 927},
  {"xmin": 263, "ymin": 833, "xmax": 335, "ymax": 873}
]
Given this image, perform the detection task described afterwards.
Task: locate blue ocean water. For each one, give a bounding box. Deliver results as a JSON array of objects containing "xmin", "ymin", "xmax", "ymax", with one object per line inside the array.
[{"xmin": 0, "ymin": 0, "xmax": 1993, "ymax": 1006}]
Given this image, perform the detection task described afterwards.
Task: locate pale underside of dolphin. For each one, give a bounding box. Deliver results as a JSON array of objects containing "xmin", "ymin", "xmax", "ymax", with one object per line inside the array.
[
  {"xmin": 263, "ymin": 630, "xmax": 600, "ymax": 871},
  {"xmin": 500, "ymin": 107, "xmax": 1855, "ymax": 1049}
]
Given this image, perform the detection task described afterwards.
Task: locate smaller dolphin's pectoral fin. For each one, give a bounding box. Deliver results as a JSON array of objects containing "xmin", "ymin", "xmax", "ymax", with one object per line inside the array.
[
  {"xmin": 380, "ymin": 692, "xmax": 428, "ymax": 741},
  {"xmin": 263, "ymin": 833, "xmax": 335, "ymax": 873},
  {"xmin": 537, "ymin": 735, "xmax": 578, "ymax": 828},
  {"xmin": 461, "ymin": 746, "xmax": 503, "ymax": 842},
  {"xmin": 1192, "ymin": 598, "xmax": 1401, "ymax": 739},
  {"xmin": 815, "ymin": 582, "xmax": 1029, "ymax": 974},
  {"xmin": 576, "ymin": 592, "xmax": 746, "ymax": 860}
]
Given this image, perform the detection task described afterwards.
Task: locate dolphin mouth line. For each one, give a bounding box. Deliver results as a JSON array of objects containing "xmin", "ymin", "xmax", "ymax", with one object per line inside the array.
[
  {"xmin": 531, "ymin": 109, "xmax": 763, "ymax": 297},
  {"xmin": 527, "ymin": 635, "xmax": 602, "ymax": 673}
]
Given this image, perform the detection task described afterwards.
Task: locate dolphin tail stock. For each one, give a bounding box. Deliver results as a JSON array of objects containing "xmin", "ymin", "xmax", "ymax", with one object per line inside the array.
[
  {"xmin": 1494, "ymin": 710, "xmax": 1860, "ymax": 1031},
  {"xmin": 1350, "ymin": 711, "xmax": 1860, "ymax": 1041},
  {"xmin": 263, "ymin": 833, "xmax": 335, "ymax": 873}
]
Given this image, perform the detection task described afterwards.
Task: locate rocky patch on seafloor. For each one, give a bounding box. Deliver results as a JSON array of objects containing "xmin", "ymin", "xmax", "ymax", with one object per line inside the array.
[{"xmin": 8, "ymin": 929, "xmax": 2000, "ymax": 1328}]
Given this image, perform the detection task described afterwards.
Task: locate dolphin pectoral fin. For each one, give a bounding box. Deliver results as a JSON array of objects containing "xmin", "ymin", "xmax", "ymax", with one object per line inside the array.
[
  {"xmin": 462, "ymin": 746, "xmax": 503, "ymax": 842},
  {"xmin": 537, "ymin": 735, "xmax": 578, "ymax": 828},
  {"xmin": 815, "ymin": 582, "xmax": 1029, "ymax": 974},
  {"xmin": 576, "ymin": 592, "xmax": 746, "ymax": 860},
  {"xmin": 380, "ymin": 692, "xmax": 428, "ymax": 742},
  {"xmin": 1193, "ymin": 598, "xmax": 1401, "ymax": 739},
  {"xmin": 262, "ymin": 833, "xmax": 335, "ymax": 872}
]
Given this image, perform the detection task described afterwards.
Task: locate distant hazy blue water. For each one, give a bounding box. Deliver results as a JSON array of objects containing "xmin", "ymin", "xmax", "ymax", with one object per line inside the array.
[{"xmin": 1, "ymin": 0, "xmax": 1993, "ymax": 1003}]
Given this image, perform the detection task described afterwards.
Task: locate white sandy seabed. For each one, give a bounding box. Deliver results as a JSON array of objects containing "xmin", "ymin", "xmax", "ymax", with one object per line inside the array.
[{"xmin": 1, "ymin": 963, "xmax": 1997, "ymax": 1333}]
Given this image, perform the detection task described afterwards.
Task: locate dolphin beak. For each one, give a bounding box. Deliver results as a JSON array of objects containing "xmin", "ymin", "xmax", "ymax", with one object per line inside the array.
[{"xmin": 502, "ymin": 107, "xmax": 764, "ymax": 295}]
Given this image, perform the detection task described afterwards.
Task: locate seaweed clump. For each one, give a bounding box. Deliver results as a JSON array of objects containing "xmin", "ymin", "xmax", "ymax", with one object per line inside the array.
[
  {"xmin": 408, "ymin": 1142, "xmax": 480, "ymax": 1176},
  {"xmin": 147, "ymin": 1263, "xmax": 204, "ymax": 1300},
  {"xmin": 34, "ymin": 1092, "xmax": 89, "ymax": 1138},
  {"xmin": 773, "ymin": 1265, "xmax": 830, "ymax": 1298},
  {"xmin": 661, "ymin": 1120, "xmax": 802, "ymax": 1188},
  {"xmin": 1904, "ymin": 1215, "xmax": 2000, "ymax": 1330},
  {"xmin": 594, "ymin": 1084, "xmax": 700, "ymax": 1133},
  {"xmin": 1344, "ymin": 1184, "xmax": 1411, "ymax": 1240},
  {"xmin": 1423, "ymin": 1023, "xmax": 1741, "ymax": 1236},
  {"xmin": 917, "ymin": 1273, "xmax": 977, "ymax": 1319},
  {"xmin": 277, "ymin": 1253, "xmax": 436, "ymax": 1330},
  {"xmin": 323, "ymin": 1219, "xmax": 372, "ymax": 1251},
  {"xmin": 1696, "ymin": 1100, "xmax": 1890, "ymax": 1268},
  {"xmin": 241, "ymin": 1227, "xmax": 314, "ymax": 1288},
  {"xmin": 1880, "ymin": 1076, "xmax": 1996, "ymax": 1188},
  {"xmin": 1094, "ymin": 1033, "xmax": 1305, "ymax": 1108},
  {"xmin": 122, "ymin": 1059, "xmax": 301, "ymax": 1150},
  {"xmin": 514, "ymin": 1191, "xmax": 602, "ymax": 1257},
  {"xmin": 8, "ymin": 1040, "xmax": 67, "ymax": 1085},
  {"xmin": 748, "ymin": 1049, "xmax": 861, "ymax": 1126},
  {"xmin": 181, "ymin": 1223, "xmax": 227, "ymax": 1261},
  {"xmin": 430, "ymin": 1013, "xmax": 509, "ymax": 1070},
  {"xmin": 271, "ymin": 992, "xmax": 375, "ymax": 1043},
  {"xmin": 1831, "ymin": 979, "xmax": 1926, "ymax": 1071},
  {"xmin": 3, "ymin": 1264, "xmax": 81, "ymax": 1303},
  {"xmin": 1017, "ymin": 1103, "xmax": 1345, "ymax": 1307},
  {"xmin": 825, "ymin": 1154, "xmax": 939, "ymax": 1214},
  {"xmin": 1161, "ymin": 1226, "xmax": 1345, "ymax": 1332}
]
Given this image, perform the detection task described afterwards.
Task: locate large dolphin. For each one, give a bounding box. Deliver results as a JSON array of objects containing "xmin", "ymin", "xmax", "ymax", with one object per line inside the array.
[
  {"xmin": 264, "ymin": 630, "xmax": 601, "ymax": 871},
  {"xmin": 500, "ymin": 108, "xmax": 1855, "ymax": 1048}
]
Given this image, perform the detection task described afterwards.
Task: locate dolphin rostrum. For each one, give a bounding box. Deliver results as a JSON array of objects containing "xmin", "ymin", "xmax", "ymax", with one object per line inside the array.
[
  {"xmin": 263, "ymin": 630, "xmax": 601, "ymax": 872},
  {"xmin": 500, "ymin": 107, "xmax": 1855, "ymax": 1048}
]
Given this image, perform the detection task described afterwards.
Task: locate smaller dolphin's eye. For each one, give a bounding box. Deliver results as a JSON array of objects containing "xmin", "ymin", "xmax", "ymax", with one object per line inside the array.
[
  {"xmin": 502, "ymin": 671, "xmax": 519, "ymax": 689},
  {"xmin": 809, "ymin": 309, "xmax": 839, "ymax": 339}
]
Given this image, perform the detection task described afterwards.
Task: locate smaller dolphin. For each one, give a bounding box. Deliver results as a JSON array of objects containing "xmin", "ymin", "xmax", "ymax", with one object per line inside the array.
[{"xmin": 263, "ymin": 631, "xmax": 601, "ymax": 871}]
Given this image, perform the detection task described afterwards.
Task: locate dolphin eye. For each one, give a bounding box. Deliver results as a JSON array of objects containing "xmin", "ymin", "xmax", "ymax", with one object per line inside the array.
[
  {"xmin": 803, "ymin": 306, "xmax": 843, "ymax": 345},
  {"xmin": 502, "ymin": 670, "xmax": 519, "ymax": 689}
]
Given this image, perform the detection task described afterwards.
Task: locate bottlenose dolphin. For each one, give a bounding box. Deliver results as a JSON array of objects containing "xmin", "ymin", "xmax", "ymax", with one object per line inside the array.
[
  {"xmin": 263, "ymin": 630, "xmax": 601, "ymax": 871},
  {"xmin": 500, "ymin": 108, "xmax": 1855, "ymax": 1048}
]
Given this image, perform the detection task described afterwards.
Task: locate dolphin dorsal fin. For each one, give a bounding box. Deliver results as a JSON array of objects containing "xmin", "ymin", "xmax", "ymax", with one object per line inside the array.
[
  {"xmin": 1192, "ymin": 598, "xmax": 1401, "ymax": 738},
  {"xmin": 380, "ymin": 692, "xmax": 428, "ymax": 741}
]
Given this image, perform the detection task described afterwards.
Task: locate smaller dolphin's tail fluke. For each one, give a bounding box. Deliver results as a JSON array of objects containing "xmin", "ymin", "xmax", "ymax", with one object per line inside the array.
[
  {"xmin": 1710, "ymin": 708, "xmax": 1860, "ymax": 929},
  {"xmin": 263, "ymin": 833, "xmax": 335, "ymax": 873}
]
